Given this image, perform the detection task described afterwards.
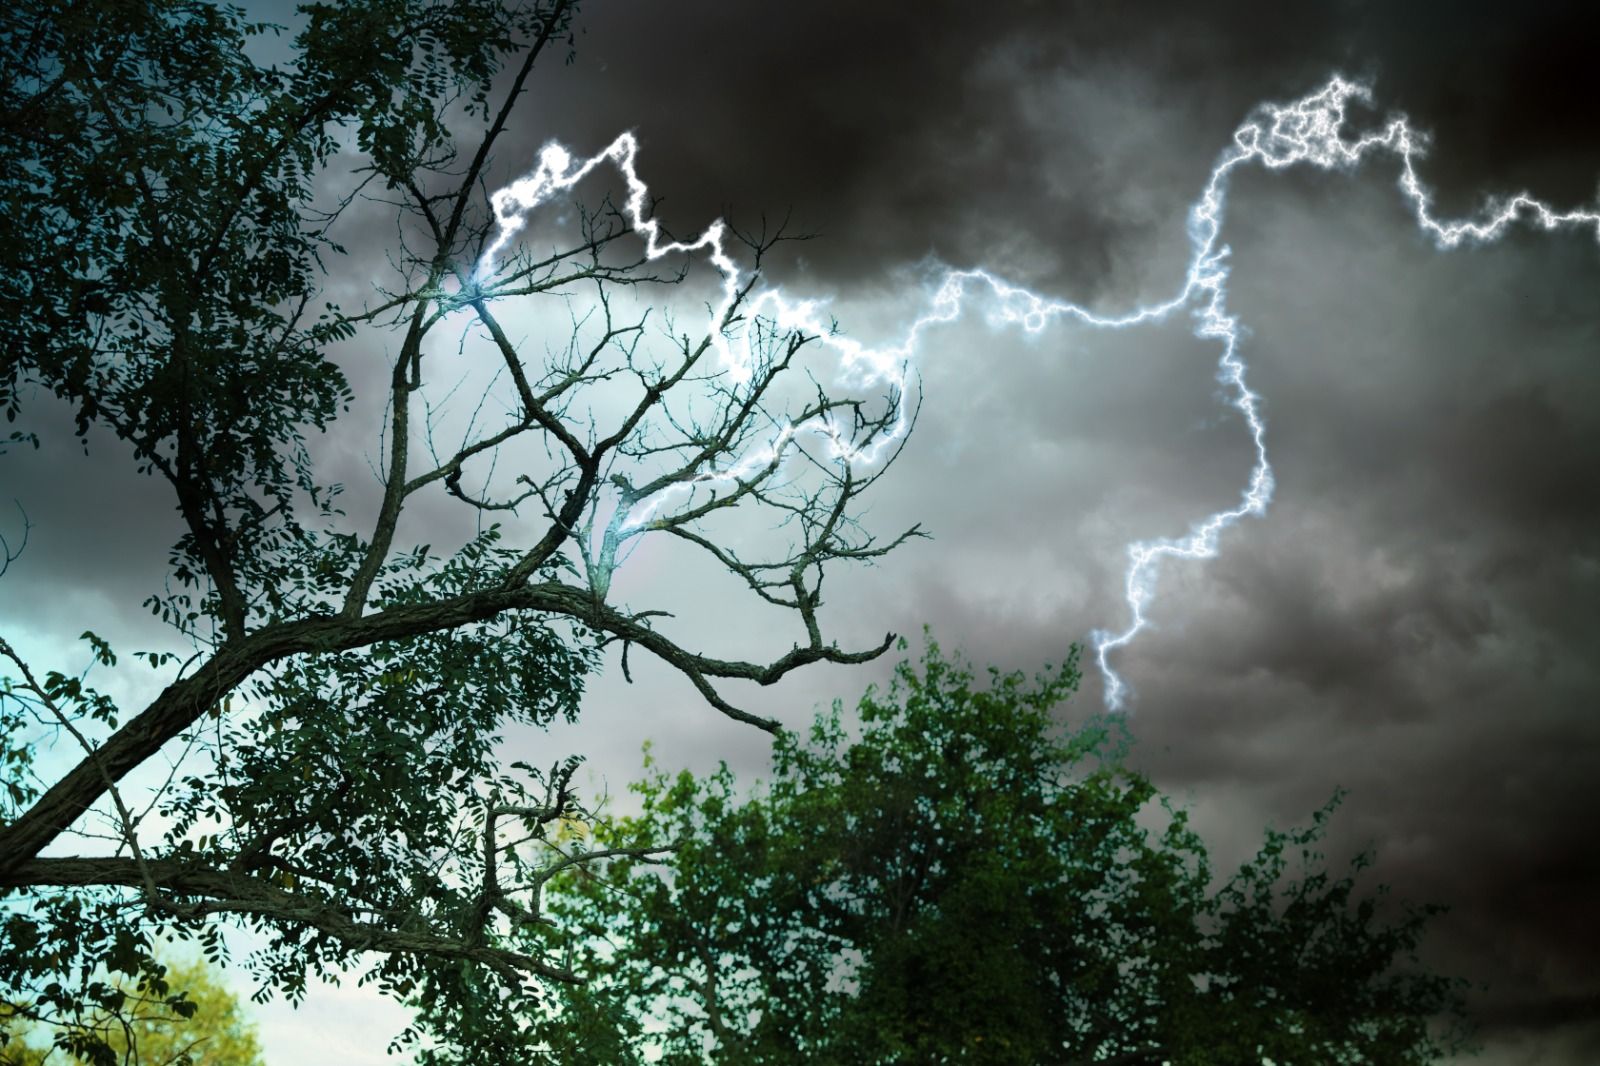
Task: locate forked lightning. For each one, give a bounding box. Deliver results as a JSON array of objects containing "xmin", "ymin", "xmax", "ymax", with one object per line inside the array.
[{"xmin": 476, "ymin": 76, "xmax": 1600, "ymax": 710}]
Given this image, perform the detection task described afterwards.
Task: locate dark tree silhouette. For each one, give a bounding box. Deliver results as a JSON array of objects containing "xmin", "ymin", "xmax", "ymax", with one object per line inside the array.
[
  {"xmin": 547, "ymin": 639, "xmax": 1469, "ymax": 1065},
  {"xmin": 0, "ymin": 1, "xmax": 916, "ymax": 1059}
]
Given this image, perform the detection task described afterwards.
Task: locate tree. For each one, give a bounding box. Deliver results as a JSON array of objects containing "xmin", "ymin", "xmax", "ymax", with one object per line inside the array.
[
  {"xmin": 2, "ymin": 956, "xmax": 263, "ymax": 1066},
  {"xmin": 548, "ymin": 638, "xmax": 1470, "ymax": 1065},
  {"xmin": 0, "ymin": 1, "xmax": 916, "ymax": 1060}
]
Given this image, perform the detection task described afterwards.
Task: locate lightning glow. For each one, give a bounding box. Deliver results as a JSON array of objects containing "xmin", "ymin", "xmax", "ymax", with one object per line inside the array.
[{"xmin": 476, "ymin": 75, "xmax": 1600, "ymax": 710}]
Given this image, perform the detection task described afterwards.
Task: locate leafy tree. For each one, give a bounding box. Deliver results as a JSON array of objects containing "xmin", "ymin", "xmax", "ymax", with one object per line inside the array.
[
  {"xmin": 2, "ymin": 956, "xmax": 262, "ymax": 1066},
  {"xmin": 0, "ymin": 0, "xmax": 915, "ymax": 1061},
  {"xmin": 549, "ymin": 639, "xmax": 1470, "ymax": 1065}
]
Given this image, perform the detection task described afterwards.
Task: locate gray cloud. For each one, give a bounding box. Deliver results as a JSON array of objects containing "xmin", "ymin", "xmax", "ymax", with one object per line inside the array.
[{"xmin": 9, "ymin": 2, "xmax": 1599, "ymax": 1060}]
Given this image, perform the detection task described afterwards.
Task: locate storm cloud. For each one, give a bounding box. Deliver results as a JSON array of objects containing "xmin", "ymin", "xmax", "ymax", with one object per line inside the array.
[
  {"xmin": 490, "ymin": 4, "xmax": 1600, "ymax": 1061},
  {"xmin": 6, "ymin": 2, "xmax": 1599, "ymax": 1062}
]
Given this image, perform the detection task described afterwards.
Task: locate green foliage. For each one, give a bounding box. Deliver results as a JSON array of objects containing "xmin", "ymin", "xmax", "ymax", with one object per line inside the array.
[
  {"xmin": 1, "ymin": 0, "xmax": 575, "ymax": 636},
  {"xmin": 4, "ymin": 0, "xmax": 352, "ymax": 630},
  {"xmin": 1, "ymin": 0, "xmax": 925, "ymax": 1060},
  {"xmin": 2, "ymin": 956, "xmax": 263, "ymax": 1066},
  {"xmin": 1, "ymin": 0, "xmax": 598, "ymax": 1059},
  {"xmin": 162, "ymin": 528, "xmax": 598, "ymax": 1005},
  {"xmin": 547, "ymin": 638, "xmax": 1469, "ymax": 1065}
]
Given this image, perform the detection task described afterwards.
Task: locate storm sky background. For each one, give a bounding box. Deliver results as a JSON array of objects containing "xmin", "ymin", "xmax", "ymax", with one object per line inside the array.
[{"xmin": 5, "ymin": 1, "xmax": 1600, "ymax": 1063}]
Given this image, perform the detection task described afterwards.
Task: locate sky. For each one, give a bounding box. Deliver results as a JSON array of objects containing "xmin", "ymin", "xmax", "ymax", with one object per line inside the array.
[{"xmin": 5, "ymin": 1, "xmax": 1599, "ymax": 1062}]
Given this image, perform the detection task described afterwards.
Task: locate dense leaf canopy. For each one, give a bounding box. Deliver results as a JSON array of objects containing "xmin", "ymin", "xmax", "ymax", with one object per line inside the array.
[{"xmin": 545, "ymin": 640, "xmax": 1469, "ymax": 1065}]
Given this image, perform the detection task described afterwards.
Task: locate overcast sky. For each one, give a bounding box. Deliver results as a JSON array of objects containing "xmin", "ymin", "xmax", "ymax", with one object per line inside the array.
[{"xmin": 5, "ymin": 1, "xmax": 1599, "ymax": 1063}]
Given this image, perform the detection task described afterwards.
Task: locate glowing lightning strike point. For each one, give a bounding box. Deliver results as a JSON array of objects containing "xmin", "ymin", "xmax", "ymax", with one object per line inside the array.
[{"xmin": 477, "ymin": 75, "xmax": 1600, "ymax": 711}]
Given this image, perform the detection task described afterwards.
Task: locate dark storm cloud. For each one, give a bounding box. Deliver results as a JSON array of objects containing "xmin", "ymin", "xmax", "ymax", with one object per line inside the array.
[
  {"xmin": 1093, "ymin": 182, "xmax": 1600, "ymax": 1058},
  {"xmin": 498, "ymin": 0, "xmax": 1600, "ymax": 298},
  {"xmin": 1, "ymin": 408, "xmax": 188, "ymax": 640},
  {"xmin": 490, "ymin": 7, "xmax": 1600, "ymax": 1057},
  {"xmin": 9, "ymin": 2, "xmax": 1600, "ymax": 1061}
]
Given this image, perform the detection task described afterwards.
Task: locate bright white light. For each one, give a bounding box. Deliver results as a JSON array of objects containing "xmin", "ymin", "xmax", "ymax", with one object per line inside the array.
[{"xmin": 478, "ymin": 75, "xmax": 1600, "ymax": 710}]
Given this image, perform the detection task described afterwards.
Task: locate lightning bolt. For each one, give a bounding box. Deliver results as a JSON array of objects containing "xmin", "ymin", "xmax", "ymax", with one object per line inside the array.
[{"xmin": 476, "ymin": 75, "xmax": 1600, "ymax": 711}]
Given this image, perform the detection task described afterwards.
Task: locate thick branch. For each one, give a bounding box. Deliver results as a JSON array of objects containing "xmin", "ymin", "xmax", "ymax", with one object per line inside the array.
[
  {"xmin": 1, "ymin": 857, "xmax": 575, "ymax": 985},
  {"xmin": 0, "ymin": 584, "xmax": 531, "ymax": 875},
  {"xmin": 0, "ymin": 581, "xmax": 895, "ymax": 875}
]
